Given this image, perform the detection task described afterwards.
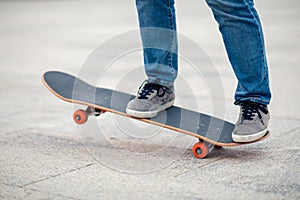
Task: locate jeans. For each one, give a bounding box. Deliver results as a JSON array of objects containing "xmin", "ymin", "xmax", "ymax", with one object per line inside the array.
[{"xmin": 136, "ymin": 0, "xmax": 271, "ymax": 105}]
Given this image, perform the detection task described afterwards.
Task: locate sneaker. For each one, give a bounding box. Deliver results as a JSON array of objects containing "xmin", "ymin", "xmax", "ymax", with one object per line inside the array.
[
  {"xmin": 232, "ymin": 101, "xmax": 270, "ymax": 143},
  {"xmin": 126, "ymin": 81, "xmax": 175, "ymax": 118}
]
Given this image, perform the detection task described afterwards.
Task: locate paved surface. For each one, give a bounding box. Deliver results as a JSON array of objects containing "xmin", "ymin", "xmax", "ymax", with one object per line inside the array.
[{"xmin": 0, "ymin": 0, "xmax": 299, "ymax": 199}]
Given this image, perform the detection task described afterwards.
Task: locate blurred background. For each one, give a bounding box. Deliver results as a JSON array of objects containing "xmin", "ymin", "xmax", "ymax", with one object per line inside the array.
[{"xmin": 0, "ymin": 0, "xmax": 299, "ymax": 122}]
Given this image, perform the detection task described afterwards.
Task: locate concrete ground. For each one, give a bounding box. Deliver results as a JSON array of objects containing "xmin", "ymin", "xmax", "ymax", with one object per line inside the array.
[{"xmin": 0, "ymin": 0, "xmax": 299, "ymax": 199}]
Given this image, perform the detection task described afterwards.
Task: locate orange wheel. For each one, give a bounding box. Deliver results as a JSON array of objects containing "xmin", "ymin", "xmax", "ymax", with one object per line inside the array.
[
  {"xmin": 73, "ymin": 109, "xmax": 88, "ymax": 124},
  {"xmin": 192, "ymin": 142, "xmax": 209, "ymax": 159}
]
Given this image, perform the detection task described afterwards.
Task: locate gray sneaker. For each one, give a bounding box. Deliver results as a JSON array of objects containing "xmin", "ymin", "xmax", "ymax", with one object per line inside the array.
[
  {"xmin": 232, "ymin": 101, "xmax": 270, "ymax": 143},
  {"xmin": 126, "ymin": 81, "xmax": 175, "ymax": 118}
]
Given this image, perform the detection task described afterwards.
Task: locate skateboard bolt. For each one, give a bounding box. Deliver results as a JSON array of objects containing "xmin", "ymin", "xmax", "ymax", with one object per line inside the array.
[
  {"xmin": 76, "ymin": 115, "xmax": 81, "ymax": 121},
  {"xmin": 196, "ymin": 148, "xmax": 202, "ymax": 154}
]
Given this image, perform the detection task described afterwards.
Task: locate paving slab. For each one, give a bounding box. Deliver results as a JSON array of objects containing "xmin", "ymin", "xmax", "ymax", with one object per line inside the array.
[
  {"xmin": 0, "ymin": 183, "xmax": 72, "ymax": 200},
  {"xmin": 24, "ymin": 163, "xmax": 289, "ymax": 200}
]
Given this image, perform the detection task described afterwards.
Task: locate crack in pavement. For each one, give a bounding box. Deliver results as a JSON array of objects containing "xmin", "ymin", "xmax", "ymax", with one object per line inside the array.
[
  {"xmin": 281, "ymin": 126, "xmax": 300, "ymax": 135},
  {"xmin": 20, "ymin": 163, "xmax": 95, "ymax": 187}
]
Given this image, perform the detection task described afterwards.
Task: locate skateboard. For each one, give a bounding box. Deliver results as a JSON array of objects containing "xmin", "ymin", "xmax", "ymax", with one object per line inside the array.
[{"xmin": 42, "ymin": 71, "xmax": 269, "ymax": 159}]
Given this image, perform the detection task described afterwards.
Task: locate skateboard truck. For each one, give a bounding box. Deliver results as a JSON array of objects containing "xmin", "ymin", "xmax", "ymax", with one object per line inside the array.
[{"xmin": 73, "ymin": 106, "xmax": 106, "ymax": 124}]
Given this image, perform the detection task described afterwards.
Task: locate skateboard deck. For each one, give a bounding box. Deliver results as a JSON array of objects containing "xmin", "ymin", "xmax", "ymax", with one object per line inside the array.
[{"xmin": 42, "ymin": 71, "xmax": 269, "ymax": 158}]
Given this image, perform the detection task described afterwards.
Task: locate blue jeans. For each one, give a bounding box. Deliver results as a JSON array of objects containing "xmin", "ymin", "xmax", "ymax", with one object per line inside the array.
[{"xmin": 136, "ymin": 0, "xmax": 271, "ymax": 105}]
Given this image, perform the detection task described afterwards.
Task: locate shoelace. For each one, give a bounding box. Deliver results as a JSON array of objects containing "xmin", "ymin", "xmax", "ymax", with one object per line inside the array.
[
  {"xmin": 238, "ymin": 101, "xmax": 268, "ymax": 124},
  {"xmin": 138, "ymin": 82, "xmax": 169, "ymax": 99}
]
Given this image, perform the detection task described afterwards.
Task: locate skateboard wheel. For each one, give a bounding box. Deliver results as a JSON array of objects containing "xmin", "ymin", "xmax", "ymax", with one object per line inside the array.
[
  {"xmin": 73, "ymin": 109, "xmax": 88, "ymax": 124},
  {"xmin": 192, "ymin": 142, "xmax": 209, "ymax": 159}
]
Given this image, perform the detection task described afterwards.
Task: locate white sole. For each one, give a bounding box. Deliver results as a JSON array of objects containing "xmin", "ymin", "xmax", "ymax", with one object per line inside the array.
[
  {"xmin": 126, "ymin": 100, "xmax": 175, "ymax": 118},
  {"xmin": 232, "ymin": 128, "xmax": 268, "ymax": 143}
]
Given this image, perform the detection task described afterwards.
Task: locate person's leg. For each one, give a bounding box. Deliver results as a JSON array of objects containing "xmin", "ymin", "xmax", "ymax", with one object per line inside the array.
[
  {"xmin": 206, "ymin": 0, "xmax": 271, "ymax": 104},
  {"xmin": 126, "ymin": 0, "xmax": 178, "ymax": 118},
  {"xmin": 136, "ymin": 0, "xmax": 178, "ymax": 87},
  {"xmin": 205, "ymin": 0, "xmax": 271, "ymax": 142}
]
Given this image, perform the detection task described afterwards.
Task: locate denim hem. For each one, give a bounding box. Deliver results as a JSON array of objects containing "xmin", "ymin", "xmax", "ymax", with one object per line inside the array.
[{"xmin": 234, "ymin": 98, "xmax": 270, "ymax": 106}]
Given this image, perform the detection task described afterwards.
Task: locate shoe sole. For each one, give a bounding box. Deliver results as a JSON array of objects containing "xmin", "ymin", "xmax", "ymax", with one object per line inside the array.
[
  {"xmin": 126, "ymin": 100, "xmax": 175, "ymax": 118},
  {"xmin": 232, "ymin": 128, "xmax": 268, "ymax": 143}
]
